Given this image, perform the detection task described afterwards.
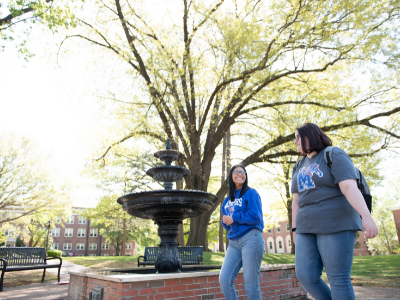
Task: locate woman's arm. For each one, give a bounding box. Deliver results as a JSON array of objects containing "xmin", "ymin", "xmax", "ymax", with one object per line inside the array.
[
  {"xmin": 292, "ymin": 193, "xmax": 298, "ymax": 244},
  {"xmin": 338, "ymin": 179, "xmax": 378, "ymax": 238}
]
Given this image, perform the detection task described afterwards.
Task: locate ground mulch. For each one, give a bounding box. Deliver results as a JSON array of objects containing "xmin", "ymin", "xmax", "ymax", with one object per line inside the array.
[{"xmin": 2, "ymin": 270, "xmax": 58, "ymax": 288}]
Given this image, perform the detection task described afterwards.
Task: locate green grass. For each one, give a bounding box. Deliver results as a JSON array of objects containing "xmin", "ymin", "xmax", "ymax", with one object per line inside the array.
[{"xmin": 64, "ymin": 253, "xmax": 400, "ymax": 288}]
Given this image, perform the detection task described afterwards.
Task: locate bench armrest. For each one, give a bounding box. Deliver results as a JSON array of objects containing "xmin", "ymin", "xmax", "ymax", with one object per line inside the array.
[
  {"xmin": 46, "ymin": 256, "xmax": 62, "ymax": 266},
  {"xmin": 137, "ymin": 256, "xmax": 146, "ymax": 263},
  {"xmin": 0, "ymin": 258, "xmax": 7, "ymax": 269},
  {"xmin": 198, "ymin": 255, "xmax": 203, "ymax": 264}
]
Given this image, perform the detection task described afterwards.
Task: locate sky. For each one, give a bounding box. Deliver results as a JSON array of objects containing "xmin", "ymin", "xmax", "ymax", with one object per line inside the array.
[{"xmin": 1, "ymin": 10, "xmax": 400, "ymax": 212}]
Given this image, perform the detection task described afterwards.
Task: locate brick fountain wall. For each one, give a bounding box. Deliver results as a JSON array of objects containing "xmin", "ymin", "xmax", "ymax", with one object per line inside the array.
[{"xmin": 68, "ymin": 265, "xmax": 307, "ymax": 300}]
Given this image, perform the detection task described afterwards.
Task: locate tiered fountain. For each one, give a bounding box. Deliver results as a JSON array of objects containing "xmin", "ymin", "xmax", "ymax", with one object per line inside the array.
[{"xmin": 117, "ymin": 139, "xmax": 218, "ymax": 273}]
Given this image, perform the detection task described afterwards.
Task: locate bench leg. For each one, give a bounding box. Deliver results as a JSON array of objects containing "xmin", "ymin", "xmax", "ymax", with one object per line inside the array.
[
  {"xmin": 0, "ymin": 269, "xmax": 4, "ymax": 292},
  {"xmin": 41, "ymin": 268, "xmax": 46, "ymax": 283},
  {"xmin": 57, "ymin": 266, "xmax": 61, "ymax": 283}
]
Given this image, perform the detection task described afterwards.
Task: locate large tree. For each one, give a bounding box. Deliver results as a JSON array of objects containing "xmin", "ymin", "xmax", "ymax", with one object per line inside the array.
[{"xmin": 64, "ymin": 0, "xmax": 400, "ymax": 248}]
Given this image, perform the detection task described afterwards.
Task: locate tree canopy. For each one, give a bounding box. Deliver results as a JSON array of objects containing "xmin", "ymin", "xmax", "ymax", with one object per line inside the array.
[{"xmin": 64, "ymin": 0, "xmax": 400, "ymax": 248}]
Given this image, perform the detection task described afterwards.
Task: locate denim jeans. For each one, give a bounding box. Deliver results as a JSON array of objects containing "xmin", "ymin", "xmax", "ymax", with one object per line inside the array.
[
  {"xmin": 295, "ymin": 230, "xmax": 357, "ymax": 300},
  {"xmin": 219, "ymin": 228, "xmax": 265, "ymax": 300}
]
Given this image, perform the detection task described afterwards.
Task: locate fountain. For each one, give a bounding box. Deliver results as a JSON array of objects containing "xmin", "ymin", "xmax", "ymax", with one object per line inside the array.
[{"xmin": 117, "ymin": 139, "xmax": 218, "ymax": 273}]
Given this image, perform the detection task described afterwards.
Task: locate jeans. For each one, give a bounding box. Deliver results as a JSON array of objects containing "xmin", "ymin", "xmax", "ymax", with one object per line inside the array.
[
  {"xmin": 219, "ymin": 228, "xmax": 265, "ymax": 300},
  {"xmin": 295, "ymin": 230, "xmax": 357, "ymax": 300}
]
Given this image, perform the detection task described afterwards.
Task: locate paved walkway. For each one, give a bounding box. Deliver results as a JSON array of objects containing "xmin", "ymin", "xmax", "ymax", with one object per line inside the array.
[{"xmin": 0, "ymin": 261, "xmax": 399, "ymax": 299}]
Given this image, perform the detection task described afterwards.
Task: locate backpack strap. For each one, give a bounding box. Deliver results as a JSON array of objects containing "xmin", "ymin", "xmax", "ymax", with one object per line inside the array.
[{"xmin": 324, "ymin": 146, "xmax": 335, "ymax": 167}]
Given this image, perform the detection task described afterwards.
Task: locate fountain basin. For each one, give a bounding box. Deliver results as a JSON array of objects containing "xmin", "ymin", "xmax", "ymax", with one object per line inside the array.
[
  {"xmin": 117, "ymin": 189, "xmax": 218, "ymax": 220},
  {"xmin": 146, "ymin": 166, "xmax": 190, "ymax": 182},
  {"xmin": 68, "ymin": 264, "xmax": 307, "ymax": 300}
]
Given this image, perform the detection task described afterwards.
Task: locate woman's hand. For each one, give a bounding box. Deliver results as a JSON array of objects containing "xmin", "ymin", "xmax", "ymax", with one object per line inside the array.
[
  {"xmin": 222, "ymin": 215, "xmax": 234, "ymax": 226},
  {"xmin": 292, "ymin": 232, "xmax": 296, "ymax": 244},
  {"xmin": 362, "ymin": 215, "xmax": 378, "ymax": 238}
]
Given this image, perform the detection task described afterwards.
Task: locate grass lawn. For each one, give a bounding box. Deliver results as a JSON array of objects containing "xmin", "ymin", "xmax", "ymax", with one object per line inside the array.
[
  {"xmin": 64, "ymin": 252, "xmax": 400, "ymax": 288},
  {"xmin": 2, "ymin": 270, "xmax": 58, "ymax": 288}
]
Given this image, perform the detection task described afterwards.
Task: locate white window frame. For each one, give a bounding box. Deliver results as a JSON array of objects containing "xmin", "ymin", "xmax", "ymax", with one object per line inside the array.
[
  {"xmin": 269, "ymin": 242, "xmax": 273, "ymax": 250},
  {"xmin": 286, "ymin": 223, "xmax": 290, "ymax": 231},
  {"xmin": 64, "ymin": 228, "xmax": 73, "ymax": 237},
  {"xmin": 52, "ymin": 243, "xmax": 59, "ymax": 250},
  {"xmin": 102, "ymin": 243, "xmax": 109, "ymax": 250},
  {"xmin": 65, "ymin": 216, "xmax": 74, "ymax": 224},
  {"xmin": 277, "ymin": 227, "xmax": 281, "ymax": 233},
  {"xmin": 89, "ymin": 243, "xmax": 97, "ymax": 250},
  {"xmin": 278, "ymin": 240, "xmax": 283, "ymax": 249},
  {"xmin": 267, "ymin": 229, "xmax": 271, "ymax": 234},
  {"xmin": 101, "ymin": 254, "xmax": 109, "ymax": 257},
  {"xmin": 78, "ymin": 216, "xmax": 87, "ymax": 224},
  {"xmin": 125, "ymin": 243, "xmax": 132, "ymax": 249},
  {"xmin": 51, "ymin": 228, "xmax": 60, "ymax": 237},
  {"xmin": 63, "ymin": 243, "xmax": 72, "ymax": 250},
  {"xmin": 88, "ymin": 254, "xmax": 96, "ymax": 257},
  {"xmin": 77, "ymin": 228, "xmax": 86, "ymax": 237},
  {"xmin": 76, "ymin": 243, "xmax": 85, "ymax": 250},
  {"xmin": 55, "ymin": 217, "xmax": 62, "ymax": 224},
  {"xmin": 90, "ymin": 229, "xmax": 98, "ymax": 237}
]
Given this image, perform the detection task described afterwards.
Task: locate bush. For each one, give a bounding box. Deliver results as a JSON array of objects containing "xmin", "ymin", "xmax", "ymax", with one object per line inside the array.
[{"xmin": 47, "ymin": 250, "xmax": 62, "ymax": 257}]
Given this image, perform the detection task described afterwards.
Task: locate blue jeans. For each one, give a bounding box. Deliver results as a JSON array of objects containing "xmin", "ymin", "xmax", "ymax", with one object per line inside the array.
[
  {"xmin": 295, "ymin": 230, "xmax": 357, "ymax": 300},
  {"xmin": 219, "ymin": 228, "xmax": 265, "ymax": 300}
]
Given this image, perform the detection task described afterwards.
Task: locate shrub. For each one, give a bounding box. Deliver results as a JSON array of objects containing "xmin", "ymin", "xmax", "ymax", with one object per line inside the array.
[{"xmin": 47, "ymin": 250, "xmax": 62, "ymax": 257}]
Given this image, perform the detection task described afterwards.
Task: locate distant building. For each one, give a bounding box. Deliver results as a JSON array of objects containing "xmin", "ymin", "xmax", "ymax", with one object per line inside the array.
[
  {"xmin": 263, "ymin": 220, "xmax": 371, "ymax": 256},
  {"xmin": 392, "ymin": 205, "xmax": 400, "ymax": 246},
  {"xmin": 51, "ymin": 209, "xmax": 136, "ymax": 257}
]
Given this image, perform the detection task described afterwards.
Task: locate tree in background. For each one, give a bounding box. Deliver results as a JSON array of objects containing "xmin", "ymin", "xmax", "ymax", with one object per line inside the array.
[
  {"xmin": 367, "ymin": 191, "xmax": 400, "ymax": 254},
  {"xmin": 83, "ymin": 195, "xmax": 159, "ymax": 255},
  {"xmin": 63, "ymin": 0, "xmax": 400, "ymax": 248},
  {"xmin": 0, "ymin": 134, "xmax": 71, "ymax": 225},
  {"xmin": 0, "ymin": 0, "xmax": 77, "ymax": 59}
]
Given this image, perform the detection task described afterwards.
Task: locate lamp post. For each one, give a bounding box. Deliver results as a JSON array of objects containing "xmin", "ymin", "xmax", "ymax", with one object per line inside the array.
[{"xmin": 46, "ymin": 220, "xmax": 51, "ymax": 253}]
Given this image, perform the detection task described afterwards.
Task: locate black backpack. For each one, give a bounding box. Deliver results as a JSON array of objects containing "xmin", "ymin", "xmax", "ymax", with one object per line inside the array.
[{"xmin": 324, "ymin": 146, "xmax": 372, "ymax": 213}]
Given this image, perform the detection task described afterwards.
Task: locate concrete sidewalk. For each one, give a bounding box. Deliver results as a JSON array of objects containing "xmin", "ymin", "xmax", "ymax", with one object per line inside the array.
[{"xmin": 46, "ymin": 260, "xmax": 91, "ymax": 282}]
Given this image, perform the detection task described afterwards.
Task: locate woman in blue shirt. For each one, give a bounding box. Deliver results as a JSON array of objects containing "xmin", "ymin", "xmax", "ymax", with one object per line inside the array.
[{"xmin": 219, "ymin": 164, "xmax": 265, "ymax": 300}]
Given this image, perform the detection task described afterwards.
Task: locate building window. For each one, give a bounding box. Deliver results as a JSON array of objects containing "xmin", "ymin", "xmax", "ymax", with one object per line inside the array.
[
  {"xmin": 89, "ymin": 254, "xmax": 96, "ymax": 257},
  {"xmin": 278, "ymin": 241, "xmax": 282, "ymax": 249},
  {"xmin": 102, "ymin": 254, "xmax": 109, "ymax": 257},
  {"xmin": 102, "ymin": 243, "xmax": 109, "ymax": 250},
  {"xmin": 125, "ymin": 243, "xmax": 132, "ymax": 249},
  {"xmin": 288, "ymin": 240, "xmax": 292, "ymax": 248},
  {"xmin": 78, "ymin": 216, "xmax": 86, "ymax": 224},
  {"xmin": 89, "ymin": 243, "xmax": 97, "ymax": 250},
  {"xmin": 55, "ymin": 217, "xmax": 62, "ymax": 224},
  {"xmin": 65, "ymin": 216, "xmax": 74, "ymax": 224},
  {"xmin": 286, "ymin": 223, "xmax": 290, "ymax": 231},
  {"xmin": 269, "ymin": 242, "xmax": 273, "ymax": 250},
  {"xmin": 65, "ymin": 228, "xmax": 73, "ymax": 237},
  {"xmin": 364, "ymin": 238, "xmax": 367, "ymax": 245},
  {"xmin": 267, "ymin": 229, "xmax": 271, "ymax": 234},
  {"xmin": 4, "ymin": 228, "xmax": 15, "ymax": 236},
  {"xmin": 77, "ymin": 229, "xmax": 86, "ymax": 237},
  {"xmin": 76, "ymin": 243, "xmax": 85, "ymax": 250},
  {"xmin": 63, "ymin": 243, "xmax": 72, "ymax": 250},
  {"xmin": 52, "ymin": 243, "xmax": 59, "ymax": 250},
  {"xmin": 90, "ymin": 229, "xmax": 98, "ymax": 237},
  {"xmin": 6, "ymin": 212, "xmax": 18, "ymax": 220},
  {"xmin": 277, "ymin": 227, "xmax": 280, "ymax": 233},
  {"xmin": 51, "ymin": 228, "xmax": 60, "ymax": 237}
]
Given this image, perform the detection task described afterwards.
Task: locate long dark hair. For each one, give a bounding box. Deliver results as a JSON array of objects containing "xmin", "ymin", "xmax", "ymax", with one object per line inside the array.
[
  {"xmin": 228, "ymin": 164, "xmax": 251, "ymax": 202},
  {"xmin": 296, "ymin": 123, "xmax": 332, "ymax": 154}
]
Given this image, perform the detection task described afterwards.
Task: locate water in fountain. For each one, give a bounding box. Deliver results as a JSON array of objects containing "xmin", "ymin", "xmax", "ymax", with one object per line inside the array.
[{"xmin": 117, "ymin": 139, "xmax": 218, "ymax": 273}]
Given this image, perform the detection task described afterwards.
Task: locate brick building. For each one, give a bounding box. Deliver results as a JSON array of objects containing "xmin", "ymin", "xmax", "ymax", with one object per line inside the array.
[
  {"xmin": 263, "ymin": 220, "xmax": 371, "ymax": 256},
  {"xmin": 392, "ymin": 205, "xmax": 400, "ymax": 246},
  {"xmin": 51, "ymin": 210, "xmax": 136, "ymax": 257}
]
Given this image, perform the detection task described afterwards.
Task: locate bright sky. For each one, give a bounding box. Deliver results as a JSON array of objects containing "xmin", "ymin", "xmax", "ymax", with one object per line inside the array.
[{"xmin": 1, "ymin": 12, "xmax": 399, "ymax": 211}]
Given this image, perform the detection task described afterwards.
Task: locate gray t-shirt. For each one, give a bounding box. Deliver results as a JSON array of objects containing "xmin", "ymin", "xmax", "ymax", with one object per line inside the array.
[{"xmin": 291, "ymin": 147, "xmax": 363, "ymax": 234}]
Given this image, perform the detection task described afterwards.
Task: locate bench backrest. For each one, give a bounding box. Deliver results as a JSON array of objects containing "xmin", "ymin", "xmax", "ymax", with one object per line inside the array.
[
  {"xmin": 179, "ymin": 246, "xmax": 203, "ymax": 262},
  {"xmin": 143, "ymin": 246, "xmax": 203, "ymax": 262},
  {"xmin": 0, "ymin": 247, "xmax": 46, "ymax": 267}
]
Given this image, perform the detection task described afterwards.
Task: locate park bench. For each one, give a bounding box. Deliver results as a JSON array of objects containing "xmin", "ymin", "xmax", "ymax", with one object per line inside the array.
[
  {"xmin": 137, "ymin": 246, "xmax": 203, "ymax": 267},
  {"xmin": 0, "ymin": 247, "xmax": 62, "ymax": 291}
]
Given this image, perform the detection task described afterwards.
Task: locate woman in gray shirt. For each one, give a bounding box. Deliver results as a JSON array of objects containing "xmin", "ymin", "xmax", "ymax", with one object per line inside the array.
[{"xmin": 291, "ymin": 123, "xmax": 378, "ymax": 300}]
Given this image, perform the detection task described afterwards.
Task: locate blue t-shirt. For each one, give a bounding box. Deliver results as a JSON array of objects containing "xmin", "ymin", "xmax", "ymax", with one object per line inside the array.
[
  {"xmin": 291, "ymin": 147, "xmax": 363, "ymax": 234},
  {"xmin": 221, "ymin": 188, "xmax": 264, "ymax": 240}
]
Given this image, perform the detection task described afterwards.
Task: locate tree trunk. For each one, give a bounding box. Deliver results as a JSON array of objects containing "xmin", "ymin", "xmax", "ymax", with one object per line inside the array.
[
  {"xmin": 219, "ymin": 134, "xmax": 227, "ymax": 252},
  {"xmin": 225, "ymin": 128, "xmax": 231, "ymax": 249},
  {"xmin": 122, "ymin": 217, "xmax": 126, "ymax": 256}
]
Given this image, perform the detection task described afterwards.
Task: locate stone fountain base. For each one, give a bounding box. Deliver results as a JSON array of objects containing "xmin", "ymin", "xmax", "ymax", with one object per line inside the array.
[{"xmin": 67, "ymin": 264, "xmax": 307, "ymax": 300}]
